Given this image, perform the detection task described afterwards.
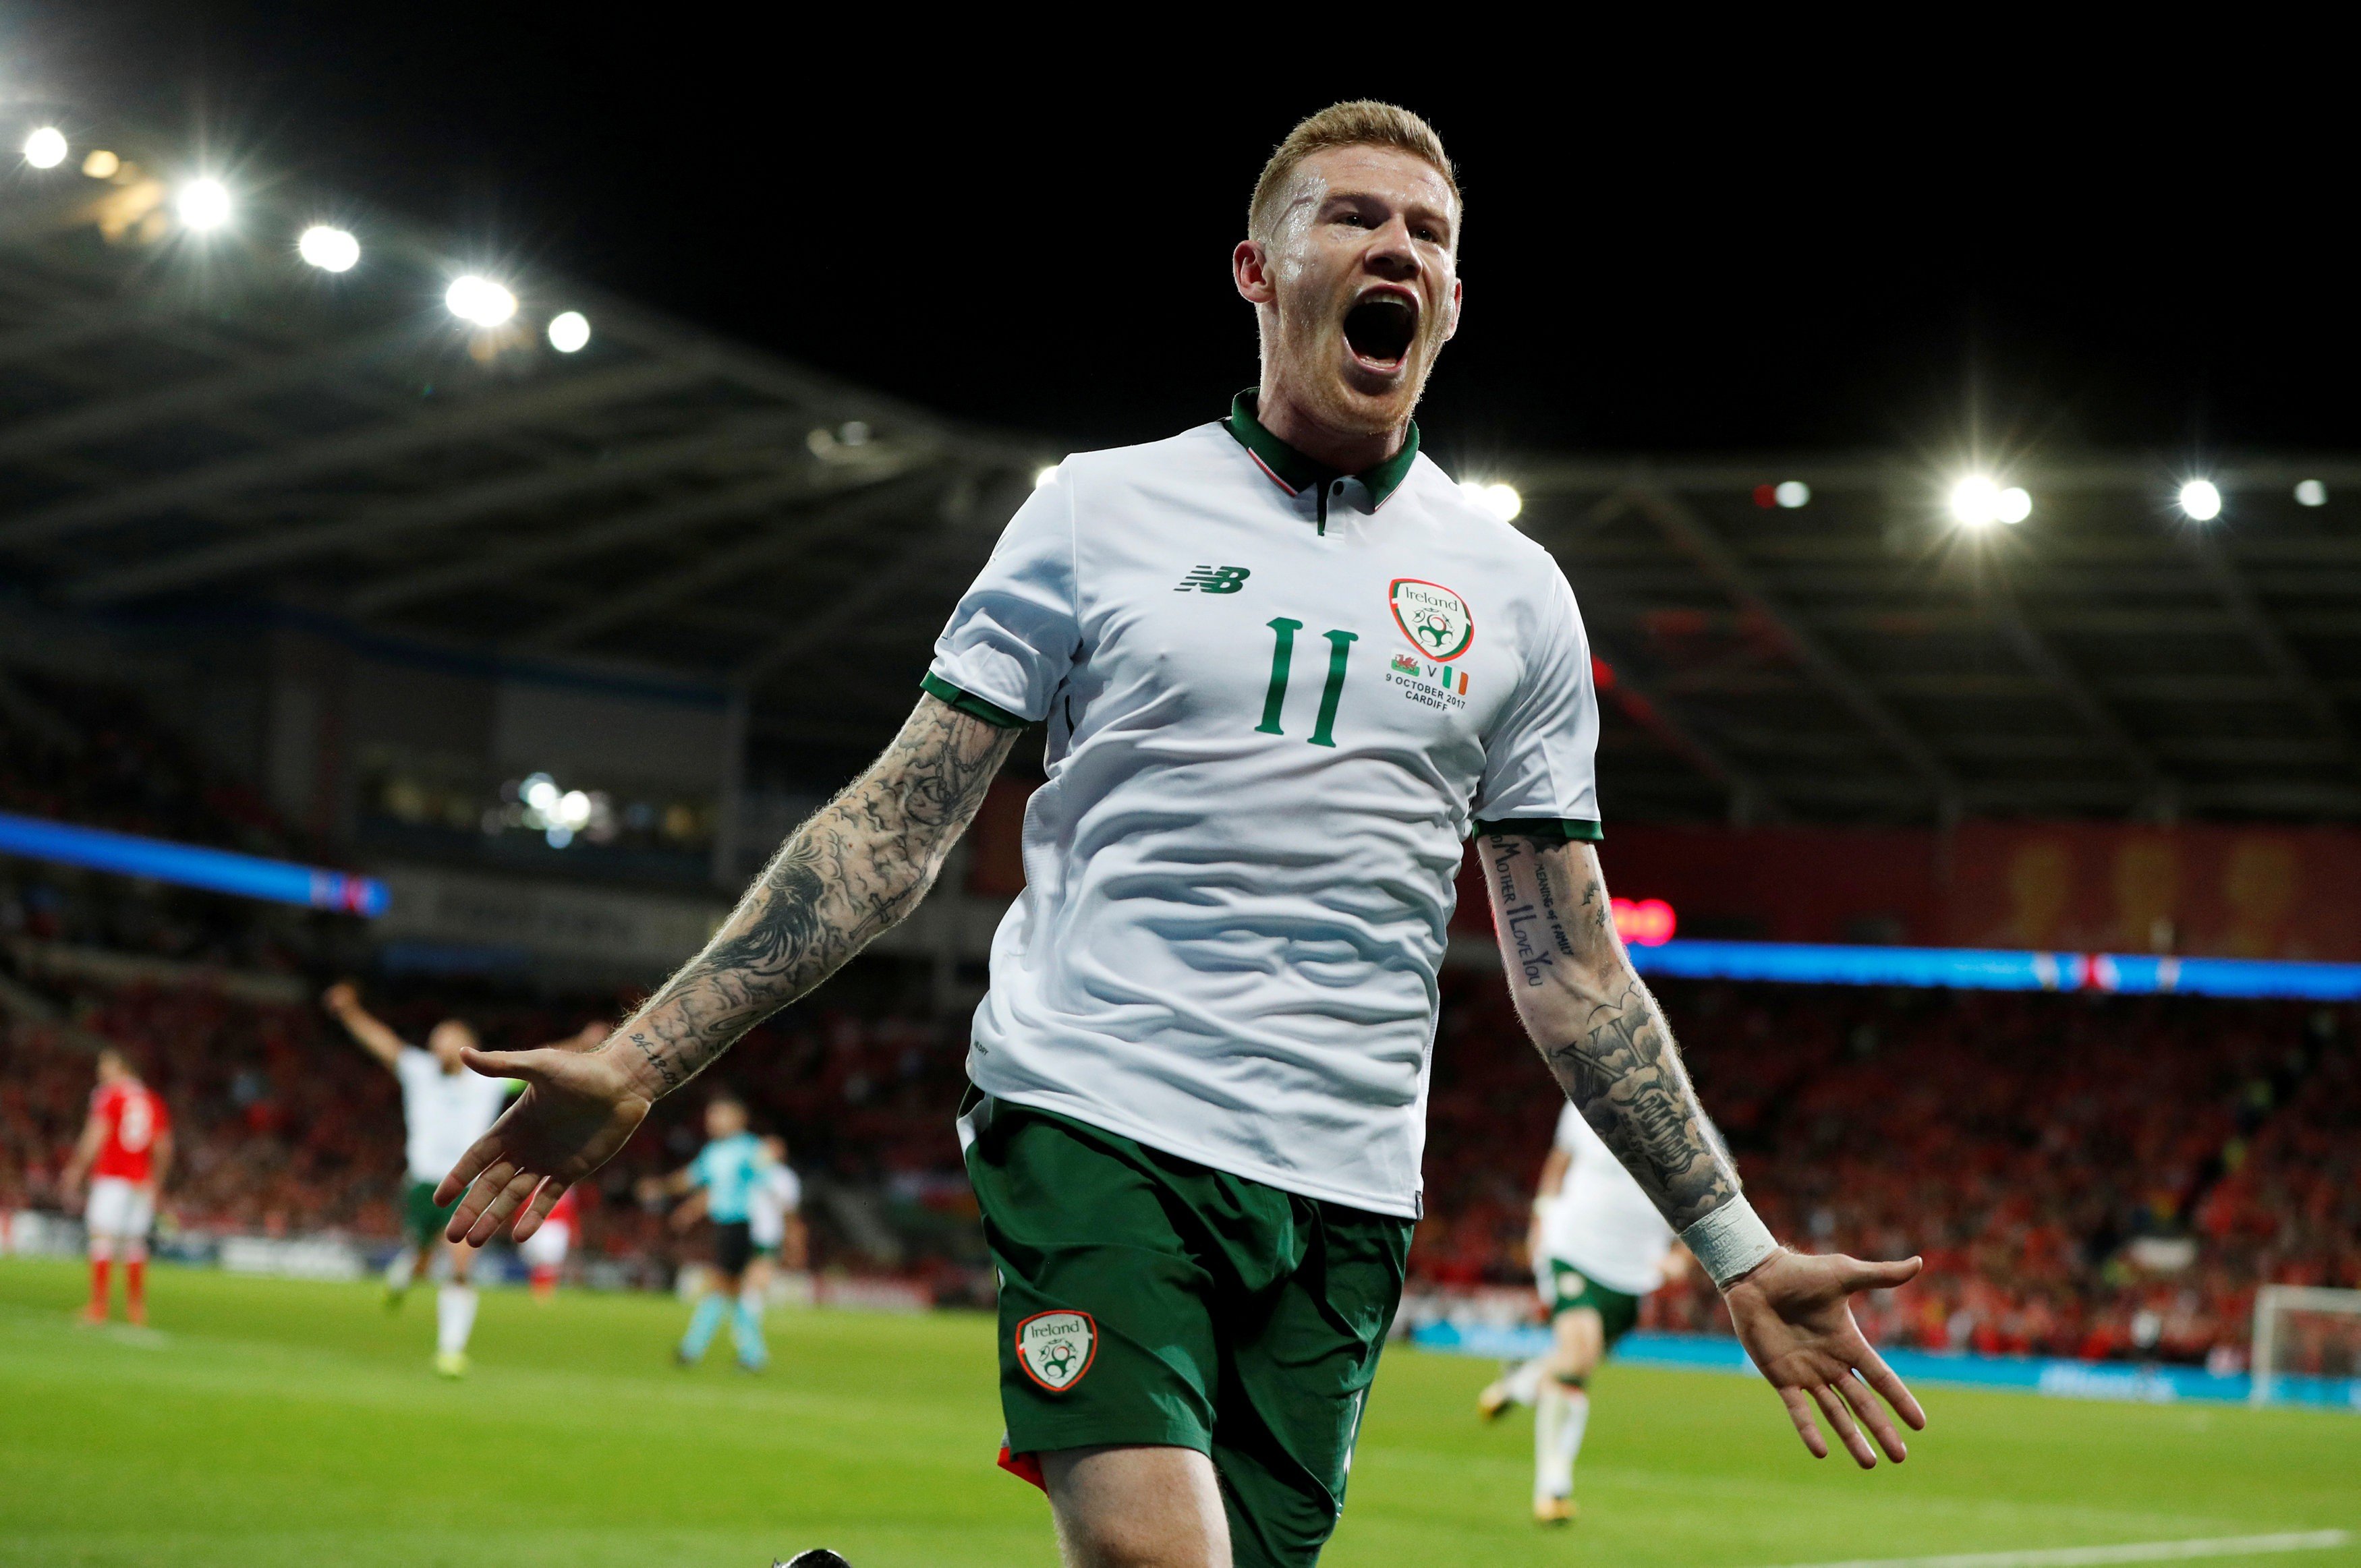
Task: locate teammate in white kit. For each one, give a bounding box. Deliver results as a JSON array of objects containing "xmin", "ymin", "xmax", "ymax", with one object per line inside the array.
[
  {"xmin": 744, "ymin": 1134, "xmax": 807, "ymax": 1313},
  {"xmin": 434, "ymin": 103, "xmax": 1925, "ymax": 1568},
  {"xmin": 324, "ymin": 983, "xmax": 603, "ymax": 1374},
  {"xmin": 1480, "ymin": 1103, "xmax": 1688, "ymax": 1522}
]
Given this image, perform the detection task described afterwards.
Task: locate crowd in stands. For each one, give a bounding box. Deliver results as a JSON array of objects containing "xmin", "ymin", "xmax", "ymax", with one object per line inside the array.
[
  {"xmin": 6, "ymin": 955, "xmax": 2356, "ymax": 1364},
  {"xmin": 0, "ymin": 665, "xmax": 325, "ymax": 971},
  {"xmin": 0, "ymin": 967, "xmax": 982, "ymax": 1289},
  {"xmin": 5, "ymin": 659, "xmax": 2358, "ymax": 1364},
  {"xmin": 1417, "ymin": 975, "xmax": 2361, "ymax": 1367},
  {"xmin": 0, "ymin": 667, "xmax": 300, "ymax": 860}
]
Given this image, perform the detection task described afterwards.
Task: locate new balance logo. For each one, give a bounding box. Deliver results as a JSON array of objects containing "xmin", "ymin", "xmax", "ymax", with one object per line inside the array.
[{"xmin": 1176, "ymin": 565, "xmax": 1251, "ymax": 593}]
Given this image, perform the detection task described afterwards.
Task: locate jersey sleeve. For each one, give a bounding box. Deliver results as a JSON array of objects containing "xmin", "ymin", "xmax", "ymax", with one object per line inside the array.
[
  {"xmin": 1472, "ymin": 564, "xmax": 1602, "ymax": 840},
  {"xmin": 686, "ymin": 1147, "xmax": 714, "ymax": 1190},
  {"xmin": 923, "ymin": 471, "xmax": 1080, "ymax": 727}
]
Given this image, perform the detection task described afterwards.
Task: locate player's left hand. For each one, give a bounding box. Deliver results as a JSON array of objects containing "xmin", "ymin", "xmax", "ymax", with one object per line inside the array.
[
  {"xmin": 1723, "ymin": 1249, "xmax": 1927, "ymax": 1468},
  {"xmin": 434, "ymin": 1032, "xmax": 648, "ymax": 1247}
]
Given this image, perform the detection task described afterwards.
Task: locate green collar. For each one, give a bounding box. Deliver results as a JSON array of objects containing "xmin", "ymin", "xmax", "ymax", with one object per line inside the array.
[{"xmin": 1225, "ymin": 390, "xmax": 1419, "ymax": 509}]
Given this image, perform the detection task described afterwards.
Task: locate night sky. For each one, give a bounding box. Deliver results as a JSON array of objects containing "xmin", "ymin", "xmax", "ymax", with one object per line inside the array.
[{"xmin": 10, "ymin": 9, "xmax": 2348, "ymax": 469}]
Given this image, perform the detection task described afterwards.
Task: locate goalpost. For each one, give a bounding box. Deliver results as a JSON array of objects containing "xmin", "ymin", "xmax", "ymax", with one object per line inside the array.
[{"xmin": 2250, "ymin": 1285, "xmax": 2361, "ymax": 1407}]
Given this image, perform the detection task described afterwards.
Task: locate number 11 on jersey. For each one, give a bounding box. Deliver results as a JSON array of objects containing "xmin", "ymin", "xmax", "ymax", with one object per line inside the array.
[{"xmin": 1255, "ymin": 617, "xmax": 1357, "ymax": 747}]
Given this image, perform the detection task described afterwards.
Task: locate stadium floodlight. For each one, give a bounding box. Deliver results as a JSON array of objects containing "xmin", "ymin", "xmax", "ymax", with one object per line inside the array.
[
  {"xmin": 445, "ymin": 274, "xmax": 518, "ymax": 328},
  {"xmin": 22, "ymin": 126, "xmax": 67, "ymax": 169},
  {"xmin": 546, "ymin": 310, "xmax": 590, "ymax": 353},
  {"xmin": 2180, "ymin": 478, "xmax": 2223, "ymax": 522},
  {"xmin": 1949, "ymin": 475, "xmax": 2001, "ymax": 527},
  {"xmin": 1773, "ymin": 480, "xmax": 1810, "ymax": 509},
  {"xmin": 2296, "ymin": 480, "xmax": 2328, "ymax": 507},
  {"xmin": 297, "ymin": 225, "xmax": 360, "ymax": 273},
  {"xmin": 1996, "ymin": 486, "xmax": 2032, "ymax": 525},
  {"xmin": 1460, "ymin": 479, "xmax": 1523, "ymax": 523},
  {"xmin": 177, "ymin": 178, "xmax": 233, "ymax": 231},
  {"xmin": 81, "ymin": 148, "xmax": 119, "ymax": 179}
]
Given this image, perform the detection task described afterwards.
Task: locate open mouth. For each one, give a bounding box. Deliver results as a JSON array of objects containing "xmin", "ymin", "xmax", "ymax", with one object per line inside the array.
[{"xmin": 1342, "ymin": 293, "xmax": 1418, "ymax": 368}]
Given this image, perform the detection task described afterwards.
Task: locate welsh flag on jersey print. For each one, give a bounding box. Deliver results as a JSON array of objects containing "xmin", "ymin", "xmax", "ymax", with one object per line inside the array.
[{"xmin": 1392, "ymin": 652, "xmax": 1468, "ymax": 694}]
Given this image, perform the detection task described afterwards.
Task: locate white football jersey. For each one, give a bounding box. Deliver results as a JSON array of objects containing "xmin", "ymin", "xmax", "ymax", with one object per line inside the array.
[
  {"xmin": 747, "ymin": 1163, "xmax": 801, "ymax": 1249},
  {"xmin": 1538, "ymin": 1101, "xmax": 1676, "ymax": 1296},
  {"xmin": 932, "ymin": 398, "xmax": 1602, "ymax": 1218},
  {"xmin": 394, "ymin": 1047, "xmax": 509, "ymax": 1185}
]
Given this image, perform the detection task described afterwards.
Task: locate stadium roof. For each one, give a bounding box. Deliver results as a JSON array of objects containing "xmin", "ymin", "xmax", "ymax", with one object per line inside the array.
[{"xmin": 6, "ymin": 129, "xmax": 2361, "ymax": 827}]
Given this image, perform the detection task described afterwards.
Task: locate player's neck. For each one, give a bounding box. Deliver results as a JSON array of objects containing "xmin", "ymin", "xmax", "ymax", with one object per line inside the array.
[{"xmin": 1253, "ymin": 376, "xmax": 1404, "ymax": 476}]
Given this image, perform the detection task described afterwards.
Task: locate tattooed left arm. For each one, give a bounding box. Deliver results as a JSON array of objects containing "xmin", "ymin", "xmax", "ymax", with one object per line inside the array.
[
  {"xmin": 1479, "ymin": 834, "xmax": 1929, "ymax": 1467},
  {"xmin": 1479, "ymin": 834, "xmax": 1734, "ymax": 1229}
]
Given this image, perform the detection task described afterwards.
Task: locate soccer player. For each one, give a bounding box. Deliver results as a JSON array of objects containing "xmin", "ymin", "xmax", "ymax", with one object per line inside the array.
[
  {"xmin": 503, "ymin": 1059, "xmax": 602, "ymax": 1301},
  {"xmin": 1479, "ymin": 1101, "xmax": 1689, "ymax": 1523},
  {"xmin": 324, "ymin": 983, "xmax": 597, "ymax": 1374},
  {"xmin": 743, "ymin": 1134, "xmax": 807, "ymax": 1324},
  {"xmin": 438, "ymin": 102, "xmax": 1925, "ymax": 1568},
  {"xmin": 646, "ymin": 1093, "xmax": 775, "ymax": 1370},
  {"xmin": 518, "ymin": 1183, "xmax": 580, "ymax": 1302},
  {"xmin": 60, "ymin": 1047, "xmax": 172, "ymax": 1326}
]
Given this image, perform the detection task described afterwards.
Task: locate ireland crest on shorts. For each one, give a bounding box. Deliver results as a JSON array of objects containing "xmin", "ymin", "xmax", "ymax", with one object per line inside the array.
[
  {"xmin": 1389, "ymin": 579, "xmax": 1474, "ymax": 662},
  {"xmin": 1015, "ymin": 1309, "xmax": 1097, "ymax": 1393}
]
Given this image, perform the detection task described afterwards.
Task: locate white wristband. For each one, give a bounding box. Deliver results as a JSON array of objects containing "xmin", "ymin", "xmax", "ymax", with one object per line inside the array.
[{"xmin": 1681, "ymin": 1196, "xmax": 1780, "ymax": 1287}]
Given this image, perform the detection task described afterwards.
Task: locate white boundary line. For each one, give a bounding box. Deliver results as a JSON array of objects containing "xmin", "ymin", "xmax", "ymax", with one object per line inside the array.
[{"xmin": 1759, "ymin": 1530, "xmax": 2353, "ymax": 1568}]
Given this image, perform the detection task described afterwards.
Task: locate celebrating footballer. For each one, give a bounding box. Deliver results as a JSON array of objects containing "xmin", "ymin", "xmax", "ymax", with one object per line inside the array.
[{"xmin": 432, "ymin": 101, "xmax": 1926, "ymax": 1568}]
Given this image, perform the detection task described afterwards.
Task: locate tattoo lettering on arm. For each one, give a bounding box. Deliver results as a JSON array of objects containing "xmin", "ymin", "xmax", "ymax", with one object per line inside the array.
[
  {"xmin": 600, "ymin": 695, "xmax": 1019, "ymax": 1096},
  {"xmin": 1482, "ymin": 834, "xmax": 1739, "ymax": 1231},
  {"xmin": 626, "ymin": 1032, "xmax": 682, "ymax": 1094}
]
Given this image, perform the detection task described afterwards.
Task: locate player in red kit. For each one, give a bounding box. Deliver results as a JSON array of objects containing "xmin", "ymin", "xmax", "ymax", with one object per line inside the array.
[
  {"xmin": 61, "ymin": 1048, "xmax": 174, "ymax": 1326},
  {"xmin": 518, "ymin": 1182, "xmax": 581, "ymax": 1302}
]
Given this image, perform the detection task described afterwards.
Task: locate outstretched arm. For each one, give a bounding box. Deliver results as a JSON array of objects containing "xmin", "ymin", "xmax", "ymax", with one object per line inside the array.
[
  {"xmin": 321, "ymin": 982, "xmax": 405, "ymax": 1071},
  {"xmin": 1480, "ymin": 834, "xmax": 1926, "ymax": 1468},
  {"xmin": 436, "ymin": 694, "xmax": 1019, "ymax": 1244}
]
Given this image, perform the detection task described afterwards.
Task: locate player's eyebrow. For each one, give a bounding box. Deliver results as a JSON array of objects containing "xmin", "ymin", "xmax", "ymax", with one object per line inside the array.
[{"xmin": 1318, "ymin": 187, "xmax": 1454, "ymax": 242}]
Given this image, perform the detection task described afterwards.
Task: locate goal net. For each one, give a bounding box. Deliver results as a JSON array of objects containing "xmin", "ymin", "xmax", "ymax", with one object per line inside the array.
[{"xmin": 2251, "ymin": 1285, "xmax": 2361, "ymax": 1406}]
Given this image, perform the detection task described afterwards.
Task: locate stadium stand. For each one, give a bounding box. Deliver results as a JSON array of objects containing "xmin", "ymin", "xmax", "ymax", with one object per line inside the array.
[
  {"xmin": 1420, "ymin": 972, "xmax": 2361, "ymax": 1368},
  {"xmin": 5, "ymin": 123, "xmax": 2358, "ymax": 1389}
]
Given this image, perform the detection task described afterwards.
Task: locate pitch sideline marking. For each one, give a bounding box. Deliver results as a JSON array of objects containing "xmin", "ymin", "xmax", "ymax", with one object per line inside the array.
[{"xmin": 1761, "ymin": 1530, "xmax": 2353, "ymax": 1568}]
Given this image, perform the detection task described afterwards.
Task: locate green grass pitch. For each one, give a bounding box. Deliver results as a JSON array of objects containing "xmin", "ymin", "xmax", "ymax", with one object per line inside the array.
[{"xmin": 2, "ymin": 1260, "xmax": 2354, "ymax": 1567}]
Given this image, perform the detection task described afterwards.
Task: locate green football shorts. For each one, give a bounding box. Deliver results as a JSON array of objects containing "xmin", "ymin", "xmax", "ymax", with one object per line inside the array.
[
  {"xmin": 1541, "ymin": 1259, "xmax": 1643, "ymax": 1345},
  {"xmin": 402, "ymin": 1178, "xmax": 461, "ymax": 1249},
  {"xmin": 961, "ymin": 1091, "xmax": 1413, "ymax": 1568}
]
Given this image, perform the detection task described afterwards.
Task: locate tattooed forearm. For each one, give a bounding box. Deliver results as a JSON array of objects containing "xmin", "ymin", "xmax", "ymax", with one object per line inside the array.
[
  {"xmin": 627, "ymin": 1031, "xmax": 682, "ymax": 1093},
  {"xmin": 600, "ymin": 694, "xmax": 1019, "ymax": 1097},
  {"xmin": 1481, "ymin": 834, "xmax": 1739, "ymax": 1231}
]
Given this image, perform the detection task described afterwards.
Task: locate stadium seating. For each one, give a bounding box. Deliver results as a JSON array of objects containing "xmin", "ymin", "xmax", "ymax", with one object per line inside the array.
[
  {"xmin": 1420, "ymin": 972, "xmax": 2360, "ymax": 1367},
  {"xmin": 5, "ymin": 660, "xmax": 2356, "ymax": 1362}
]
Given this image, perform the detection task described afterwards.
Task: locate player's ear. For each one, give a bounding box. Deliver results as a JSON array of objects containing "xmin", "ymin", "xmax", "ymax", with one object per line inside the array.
[
  {"xmin": 1234, "ymin": 239, "xmax": 1277, "ymax": 306},
  {"xmin": 1440, "ymin": 276, "xmax": 1462, "ymax": 345}
]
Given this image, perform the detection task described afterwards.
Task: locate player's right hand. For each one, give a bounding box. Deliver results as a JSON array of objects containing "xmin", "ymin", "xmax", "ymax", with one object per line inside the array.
[
  {"xmin": 434, "ymin": 1033, "xmax": 648, "ymax": 1247},
  {"xmin": 320, "ymin": 981, "xmax": 358, "ymax": 1016}
]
